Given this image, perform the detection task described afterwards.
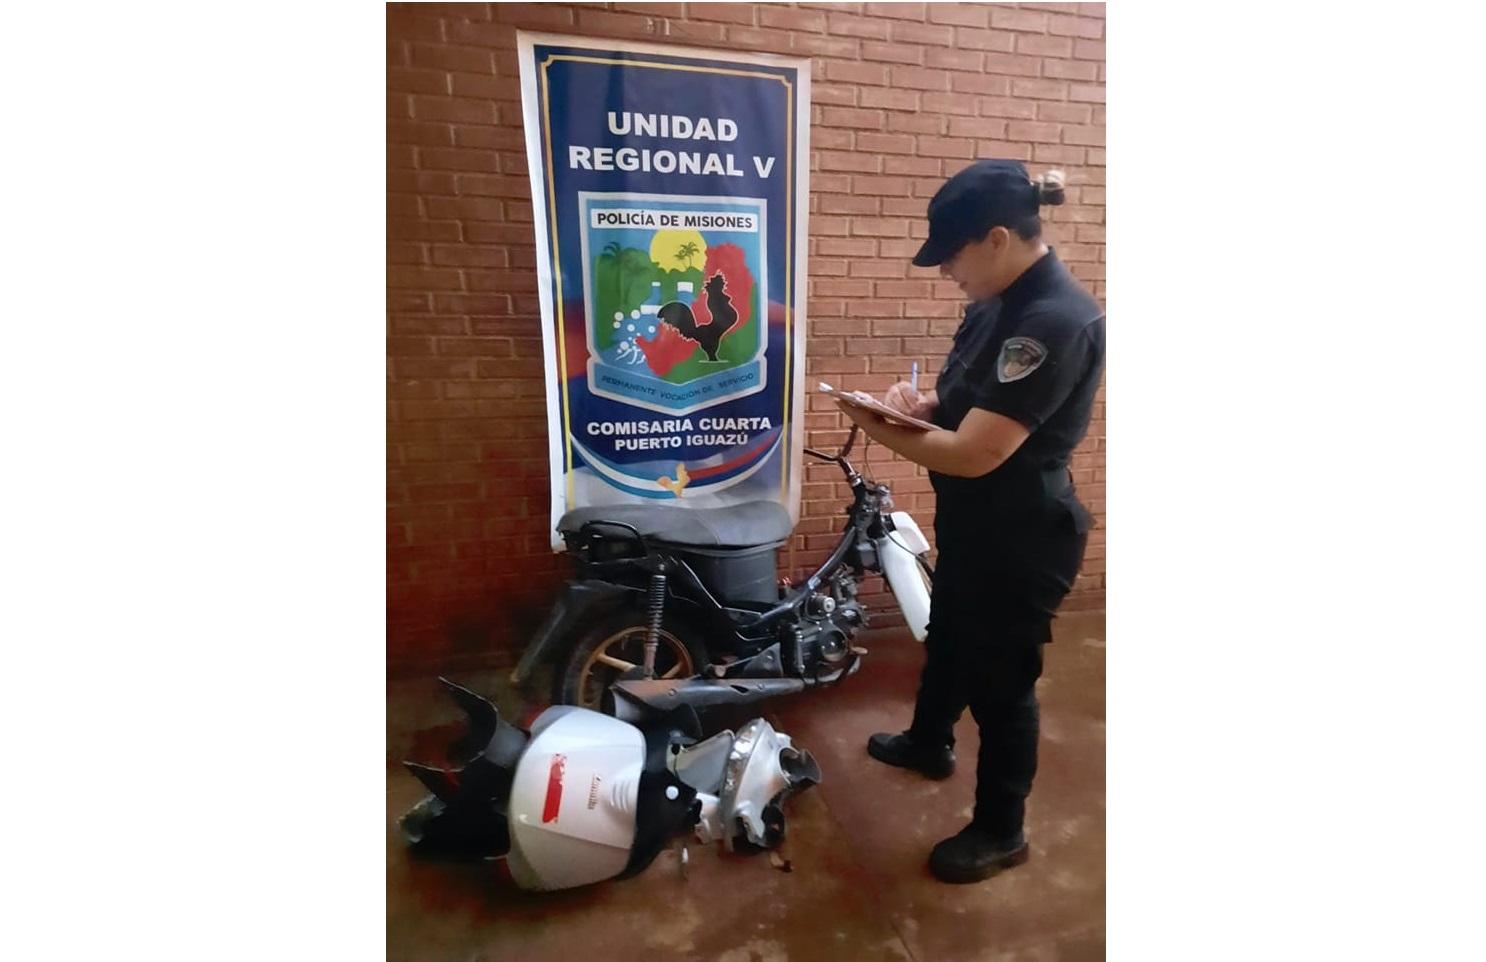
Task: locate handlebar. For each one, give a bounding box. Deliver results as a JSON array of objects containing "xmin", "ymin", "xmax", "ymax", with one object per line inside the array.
[{"xmin": 803, "ymin": 424, "xmax": 861, "ymax": 480}]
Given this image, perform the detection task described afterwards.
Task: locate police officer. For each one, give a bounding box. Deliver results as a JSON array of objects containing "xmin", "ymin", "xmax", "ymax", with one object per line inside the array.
[{"xmin": 835, "ymin": 159, "xmax": 1105, "ymax": 884}]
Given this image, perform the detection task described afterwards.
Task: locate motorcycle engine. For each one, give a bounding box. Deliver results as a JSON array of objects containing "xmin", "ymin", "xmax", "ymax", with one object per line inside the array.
[{"xmin": 798, "ymin": 573, "xmax": 867, "ymax": 670}]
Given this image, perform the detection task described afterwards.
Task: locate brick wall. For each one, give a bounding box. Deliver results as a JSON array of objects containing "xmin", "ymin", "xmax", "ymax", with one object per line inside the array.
[{"xmin": 388, "ymin": 1, "xmax": 1106, "ymax": 672}]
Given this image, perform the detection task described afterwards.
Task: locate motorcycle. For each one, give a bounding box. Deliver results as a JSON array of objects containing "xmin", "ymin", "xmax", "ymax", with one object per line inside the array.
[{"xmin": 511, "ymin": 423, "xmax": 934, "ymax": 719}]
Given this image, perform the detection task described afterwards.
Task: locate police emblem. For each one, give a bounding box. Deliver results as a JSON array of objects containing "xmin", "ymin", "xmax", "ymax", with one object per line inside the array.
[{"xmin": 997, "ymin": 336, "xmax": 1048, "ymax": 383}]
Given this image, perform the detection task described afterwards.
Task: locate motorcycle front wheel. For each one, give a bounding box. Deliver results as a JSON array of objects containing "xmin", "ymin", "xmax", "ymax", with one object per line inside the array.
[{"xmin": 553, "ymin": 609, "xmax": 711, "ymax": 712}]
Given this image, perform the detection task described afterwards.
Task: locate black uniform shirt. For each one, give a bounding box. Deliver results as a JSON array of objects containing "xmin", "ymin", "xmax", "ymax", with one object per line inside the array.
[{"xmin": 930, "ymin": 250, "xmax": 1105, "ymax": 536}]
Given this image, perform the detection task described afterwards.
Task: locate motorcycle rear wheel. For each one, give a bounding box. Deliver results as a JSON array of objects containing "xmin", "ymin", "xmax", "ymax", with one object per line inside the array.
[{"xmin": 553, "ymin": 609, "xmax": 711, "ymax": 712}]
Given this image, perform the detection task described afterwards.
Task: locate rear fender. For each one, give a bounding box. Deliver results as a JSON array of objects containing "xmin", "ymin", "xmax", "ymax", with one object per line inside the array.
[{"xmin": 510, "ymin": 581, "xmax": 636, "ymax": 688}]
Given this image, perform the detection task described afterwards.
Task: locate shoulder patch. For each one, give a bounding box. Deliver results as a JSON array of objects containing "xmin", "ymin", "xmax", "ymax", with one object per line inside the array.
[{"xmin": 996, "ymin": 336, "xmax": 1048, "ymax": 383}]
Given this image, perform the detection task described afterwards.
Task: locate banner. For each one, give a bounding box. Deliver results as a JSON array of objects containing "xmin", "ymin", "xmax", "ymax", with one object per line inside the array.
[{"xmin": 518, "ymin": 34, "xmax": 810, "ymax": 548}]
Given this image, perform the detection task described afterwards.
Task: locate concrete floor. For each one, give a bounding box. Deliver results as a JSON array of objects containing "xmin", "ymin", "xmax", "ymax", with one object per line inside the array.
[{"xmin": 387, "ymin": 611, "xmax": 1105, "ymax": 962}]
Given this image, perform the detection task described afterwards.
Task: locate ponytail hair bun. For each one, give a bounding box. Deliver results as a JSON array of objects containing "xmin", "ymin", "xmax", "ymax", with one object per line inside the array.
[{"xmin": 1033, "ymin": 169, "xmax": 1066, "ymax": 207}]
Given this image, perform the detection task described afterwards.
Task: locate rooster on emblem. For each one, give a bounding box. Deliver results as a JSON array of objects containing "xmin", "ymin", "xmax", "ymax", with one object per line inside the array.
[{"xmin": 655, "ymin": 272, "xmax": 739, "ymax": 363}]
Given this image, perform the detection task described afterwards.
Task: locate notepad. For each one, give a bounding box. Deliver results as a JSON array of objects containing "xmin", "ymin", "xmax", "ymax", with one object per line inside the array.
[{"xmin": 817, "ymin": 382, "xmax": 941, "ymax": 432}]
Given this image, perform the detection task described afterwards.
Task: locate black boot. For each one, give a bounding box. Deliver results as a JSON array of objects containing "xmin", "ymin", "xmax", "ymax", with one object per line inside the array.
[
  {"xmin": 866, "ymin": 731, "xmax": 955, "ymax": 780},
  {"xmin": 928, "ymin": 824, "xmax": 1030, "ymax": 884}
]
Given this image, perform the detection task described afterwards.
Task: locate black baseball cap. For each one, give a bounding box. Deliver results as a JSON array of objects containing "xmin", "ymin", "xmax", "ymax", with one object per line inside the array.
[{"xmin": 912, "ymin": 159, "xmax": 1040, "ymax": 267}]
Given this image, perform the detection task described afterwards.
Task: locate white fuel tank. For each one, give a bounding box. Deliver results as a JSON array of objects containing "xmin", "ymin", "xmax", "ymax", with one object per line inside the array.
[{"xmin": 505, "ymin": 706, "xmax": 645, "ymax": 891}]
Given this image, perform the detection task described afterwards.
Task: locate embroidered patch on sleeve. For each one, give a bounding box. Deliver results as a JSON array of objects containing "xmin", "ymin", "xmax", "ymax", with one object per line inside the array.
[{"xmin": 996, "ymin": 336, "xmax": 1049, "ymax": 383}]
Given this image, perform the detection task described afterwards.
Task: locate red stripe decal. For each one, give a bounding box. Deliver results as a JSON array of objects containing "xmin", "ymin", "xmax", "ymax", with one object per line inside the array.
[{"xmin": 541, "ymin": 754, "xmax": 566, "ymax": 823}]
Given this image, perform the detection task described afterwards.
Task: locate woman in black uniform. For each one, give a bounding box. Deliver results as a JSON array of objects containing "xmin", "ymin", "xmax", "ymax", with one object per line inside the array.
[{"xmin": 836, "ymin": 159, "xmax": 1105, "ymax": 884}]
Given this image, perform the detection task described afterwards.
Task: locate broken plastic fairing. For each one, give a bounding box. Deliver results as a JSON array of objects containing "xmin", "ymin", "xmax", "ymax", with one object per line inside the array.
[
  {"xmin": 399, "ymin": 680, "xmax": 820, "ymax": 891},
  {"xmin": 670, "ymin": 718, "xmax": 821, "ymax": 849}
]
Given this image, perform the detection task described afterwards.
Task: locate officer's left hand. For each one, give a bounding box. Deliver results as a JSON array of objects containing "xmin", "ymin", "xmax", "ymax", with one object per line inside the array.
[{"xmin": 836, "ymin": 399, "xmax": 884, "ymax": 428}]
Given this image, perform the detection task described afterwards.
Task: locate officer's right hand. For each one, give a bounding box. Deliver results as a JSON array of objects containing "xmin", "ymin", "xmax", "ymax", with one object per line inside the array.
[{"xmin": 884, "ymin": 381, "xmax": 937, "ymax": 419}]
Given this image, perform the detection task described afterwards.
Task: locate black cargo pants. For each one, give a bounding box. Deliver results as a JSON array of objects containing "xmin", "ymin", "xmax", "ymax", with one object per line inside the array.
[{"xmin": 907, "ymin": 514, "xmax": 1088, "ymax": 839}]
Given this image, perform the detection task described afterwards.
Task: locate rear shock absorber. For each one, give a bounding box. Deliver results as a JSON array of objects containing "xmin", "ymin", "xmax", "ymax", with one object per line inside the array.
[{"xmin": 642, "ymin": 566, "xmax": 667, "ymax": 678}]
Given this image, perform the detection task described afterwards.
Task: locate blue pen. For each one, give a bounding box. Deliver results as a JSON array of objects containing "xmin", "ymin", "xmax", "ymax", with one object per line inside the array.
[{"xmin": 910, "ymin": 361, "xmax": 919, "ymax": 392}]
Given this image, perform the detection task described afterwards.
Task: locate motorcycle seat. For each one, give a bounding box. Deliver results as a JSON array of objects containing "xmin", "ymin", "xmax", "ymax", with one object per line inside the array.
[{"xmin": 558, "ymin": 500, "xmax": 794, "ymax": 549}]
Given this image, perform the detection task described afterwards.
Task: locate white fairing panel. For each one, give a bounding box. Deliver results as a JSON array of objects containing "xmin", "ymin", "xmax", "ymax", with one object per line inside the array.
[
  {"xmin": 505, "ymin": 707, "xmax": 645, "ymax": 891},
  {"xmin": 877, "ymin": 511, "xmax": 932, "ymax": 642}
]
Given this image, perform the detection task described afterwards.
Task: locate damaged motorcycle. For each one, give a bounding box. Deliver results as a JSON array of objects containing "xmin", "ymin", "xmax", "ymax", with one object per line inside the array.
[
  {"xmin": 400, "ymin": 678, "xmax": 821, "ymax": 892},
  {"xmin": 510, "ymin": 423, "xmax": 935, "ymax": 719}
]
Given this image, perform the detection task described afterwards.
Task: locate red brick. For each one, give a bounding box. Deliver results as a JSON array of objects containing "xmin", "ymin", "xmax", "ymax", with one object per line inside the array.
[
  {"xmin": 419, "ymin": 147, "xmax": 501, "ymax": 173},
  {"xmin": 883, "ymin": 155, "xmax": 942, "ymax": 176},
  {"xmin": 812, "ymin": 172, "xmax": 853, "ymax": 193},
  {"xmin": 388, "ymin": 241, "xmax": 428, "ymax": 266},
  {"xmin": 947, "ymin": 116, "xmax": 1009, "ymax": 139},
  {"xmin": 449, "ymin": 72, "xmax": 520, "ymax": 100},
  {"xmin": 821, "ymin": 106, "xmax": 886, "ymax": 130},
  {"xmin": 817, "ymin": 149, "xmax": 882, "ymax": 173},
  {"xmin": 856, "ymin": 132, "xmax": 916, "ymax": 154},
  {"xmin": 811, "ymin": 83, "xmax": 858, "ymax": 107},
  {"xmin": 443, "ymin": 20, "xmax": 516, "ymax": 48},
  {"xmin": 1037, "ymin": 101, "xmax": 1094, "ymax": 124},
  {"xmin": 1069, "ymin": 83, "xmax": 1106, "ymax": 103},
  {"xmin": 859, "ymin": 87, "xmax": 921, "ymax": 110},
  {"xmin": 920, "ymin": 92, "xmax": 978, "ymax": 117},
  {"xmin": 1013, "ymin": 78, "xmax": 1071, "ymax": 100},
  {"xmin": 890, "ymin": 64, "xmax": 951, "ymax": 91},
  {"xmin": 687, "ymin": 2, "xmax": 755, "ymax": 25},
  {"xmin": 391, "ymin": 119, "xmax": 456, "ymax": 149},
  {"xmin": 411, "ymin": 95, "xmax": 497, "ymax": 124},
  {"xmin": 828, "ymin": 11, "xmax": 891, "ymax": 39},
  {"xmin": 951, "ymin": 73, "xmax": 1012, "ymax": 96},
  {"xmin": 861, "ymin": 41, "xmax": 923, "ymax": 64},
  {"xmin": 574, "ymin": 8, "xmax": 660, "ymax": 37},
  {"xmin": 386, "ymin": 170, "xmax": 454, "ymax": 196},
  {"xmin": 405, "ymin": 3, "xmax": 490, "ymax": 20},
  {"xmin": 1016, "ymin": 33, "xmax": 1074, "ymax": 57},
  {"xmin": 1041, "ymin": 57, "xmax": 1099, "ymax": 81},
  {"xmin": 916, "ymin": 135, "xmax": 976, "ymax": 159},
  {"xmin": 873, "ymin": 279, "xmax": 933, "ymax": 297},
  {"xmin": 990, "ymin": 8, "xmax": 1048, "ymax": 32},
  {"xmin": 493, "ymin": 4, "xmax": 577, "ymax": 29},
  {"xmin": 388, "ymin": 219, "xmax": 461, "ymax": 243},
  {"xmin": 974, "ymin": 139, "xmax": 1033, "ymax": 161},
  {"xmin": 979, "ymin": 96, "xmax": 1038, "ymax": 120},
  {"xmin": 984, "ymin": 52, "xmax": 1042, "ymax": 77},
  {"xmin": 851, "ymin": 216, "xmax": 909, "ymax": 237},
  {"xmin": 890, "ymin": 19, "xmax": 954, "ymax": 44},
  {"xmin": 760, "ymin": 6, "xmax": 827, "ymax": 31},
  {"xmin": 825, "ymin": 60, "xmax": 891, "ymax": 85},
  {"xmin": 386, "ymin": 10, "xmax": 446, "ymax": 43},
  {"xmin": 1063, "ymin": 124, "xmax": 1105, "ymax": 146},
  {"xmin": 663, "ymin": 19, "xmax": 726, "ymax": 42},
  {"xmin": 813, "ymin": 127, "xmax": 854, "ymax": 151},
  {"xmin": 612, "ymin": 2, "xmax": 686, "ymax": 16},
  {"xmin": 955, "ymin": 27, "xmax": 1015, "ymax": 52},
  {"xmin": 925, "ymin": 47, "xmax": 984, "ymax": 71},
  {"xmin": 811, "ymin": 215, "xmax": 851, "ymax": 238},
  {"xmin": 393, "ymin": 316, "xmax": 469, "ymax": 337},
  {"xmin": 410, "ymin": 42, "xmax": 494, "ymax": 74},
  {"xmin": 390, "ymin": 266, "xmax": 464, "ymax": 291},
  {"xmin": 849, "ymin": 259, "xmax": 910, "ymax": 278},
  {"xmin": 790, "ymin": 33, "xmax": 862, "ymax": 58},
  {"xmin": 928, "ymin": 3, "xmax": 987, "ymax": 28},
  {"xmin": 723, "ymin": 25, "xmax": 795, "ymax": 50},
  {"xmin": 1007, "ymin": 120, "xmax": 1063, "ymax": 144},
  {"xmin": 1048, "ymin": 12, "xmax": 1105, "ymax": 38},
  {"xmin": 1074, "ymin": 39, "xmax": 1105, "ymax": 60},
  {"xmin": 864, "ymin": 3, "xmax": 926, "ymax": 20},
  {"xmin": 816, "ymin": 237, "xmax": 878, "ymax": 257},
  {"xmin": 1032, "ymin": 143, "xmax": 1085, "ymax": 165},
  {"xmin": 887, "ymin": 110, "xmax": 947, "ymax": 134},
  {"xmin": 388, "ymin": 66, "xmax": 449, "ymax": 96}
]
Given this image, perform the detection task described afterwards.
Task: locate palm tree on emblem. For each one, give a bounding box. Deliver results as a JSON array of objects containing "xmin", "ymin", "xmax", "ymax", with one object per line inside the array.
[{"xmin": 675, "ymin": 241, "xmax": 700, "ymax": 270}]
